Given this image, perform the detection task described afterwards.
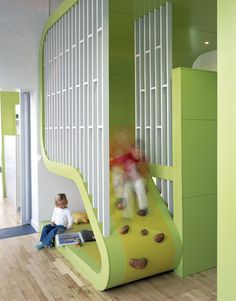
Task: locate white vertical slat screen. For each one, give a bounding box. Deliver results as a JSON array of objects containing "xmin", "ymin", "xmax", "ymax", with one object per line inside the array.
[
  {"xmin": 135, "ymin": 2, "xmax": 173, "ymax": 213},
  {"xmin": 43, "ymin": 0, "xmax": 110, "ymax": 236}
]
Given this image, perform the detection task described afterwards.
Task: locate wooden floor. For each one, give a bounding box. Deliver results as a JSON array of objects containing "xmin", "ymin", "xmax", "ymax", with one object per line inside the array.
[
  {"xmin": 0, "ymin": 192, "xmax": 217, "ymax": 300},
  {"xmin": 0, "ymin": 234, "xmax": 217, "ymax": 301},
  {"xmin": 0, "ymin": 197, "xmax": 20, "ymax": 229}
]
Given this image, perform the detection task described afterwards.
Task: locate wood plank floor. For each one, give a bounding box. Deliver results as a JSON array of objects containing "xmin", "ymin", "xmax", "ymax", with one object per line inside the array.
[
  {"xmin": 0, "ymin": 233, "xmax": 216, "ymax": 301},
  {"xmin": 0, "ymin": 197, "xmax": 20, "ymax": 229},
  {"xmin": 0, "ymin": 191, "xmax": 217, "ymax": 300}
]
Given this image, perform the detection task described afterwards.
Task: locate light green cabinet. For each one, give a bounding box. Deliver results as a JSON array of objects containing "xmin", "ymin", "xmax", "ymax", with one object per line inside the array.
[{"xmin": 173, "ymin": 68, "xmax": 217, "ymax": 277}]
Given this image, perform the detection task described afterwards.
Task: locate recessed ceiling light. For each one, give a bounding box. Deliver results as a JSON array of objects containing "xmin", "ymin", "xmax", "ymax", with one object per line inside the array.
[{"xmin": 204, "ymin": 41, "xmax": 210, "ymax": 45}]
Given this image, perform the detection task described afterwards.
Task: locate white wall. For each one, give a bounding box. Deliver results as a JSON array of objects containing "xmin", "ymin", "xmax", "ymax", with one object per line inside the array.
[
  {"xmin": 192, "ymin": 49, "xmax": 217, "ymax": 71},
  {"xmin": 49, "ymin": 0, "xmax": 63, "ymax": 15},
  {"xmin": 38, "ymin": 158, "xmax": 85, "ymax": 222},
  {"xmin": 0, "ymin": 0, "xmax": 47, "ymax": 90},
  {"xmin": 0, "ymin": 0, "xmax": 83, "ymax": 230}
]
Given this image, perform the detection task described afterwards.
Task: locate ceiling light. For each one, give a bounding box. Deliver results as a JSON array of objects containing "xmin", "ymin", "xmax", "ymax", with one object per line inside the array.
[{"xmin": 204, "ymin": 41, "xmax": 210, "ymax": 45}]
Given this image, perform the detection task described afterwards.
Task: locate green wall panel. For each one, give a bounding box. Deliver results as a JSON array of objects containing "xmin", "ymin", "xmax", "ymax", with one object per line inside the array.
[
  {"xmin": 1, "ymin": 92, "xmax": 19, "ymax": 135},
  {"xmin": 109, "ymin": 75, "xmax": 135, "ymax": 130},
  {"xmin": 182, "ymin": 120, "xmax": 217, "ymax": 198},
  {"xmin": 109, "ymin": 9, "xmax": 135, "ymax": 134},
  {"xmin": 218, "ymin": 0, "xmax": 236, "ymax": 300},
  {"xmin": 2, "ymin": 103, "xmax": 17, "ymax": 133},
  {"xmin": 181, "ymin": 69, "xmax": 217, "ymax": 120},
  {"xmin": 183, "ymin": 194, "xmax": 217, "ymax": 276},
  {"xmin": 109, "ymin": 12, "xmax": 134, "ymax": 77},
  {"xmin": 0, "ymin": 91, "xmax": 19, "ymax": 196}
]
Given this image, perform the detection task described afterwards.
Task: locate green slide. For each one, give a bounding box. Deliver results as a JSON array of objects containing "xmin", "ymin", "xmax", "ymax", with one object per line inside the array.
[{"xmin": 41, "ymin": 156, "xmax": 182, "ymax": 290}]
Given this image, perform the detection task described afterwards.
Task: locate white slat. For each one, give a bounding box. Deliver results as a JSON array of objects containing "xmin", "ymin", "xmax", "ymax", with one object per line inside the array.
[
  {"xmin": 135, "ymin": 3, "xmax": 173, "ymax": 214},
  {"xmin": 43, "ymin": 0, "xmax": 110, "ymax": 235}
]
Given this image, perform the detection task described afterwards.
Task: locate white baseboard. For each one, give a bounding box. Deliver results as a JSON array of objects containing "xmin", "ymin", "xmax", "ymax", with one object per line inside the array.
[{"xmin": 31, "ymin": 218, "xmax": 39, "ymax": 232}]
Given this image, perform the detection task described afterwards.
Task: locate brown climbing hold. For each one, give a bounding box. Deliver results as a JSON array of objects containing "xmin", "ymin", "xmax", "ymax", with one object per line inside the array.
[
  {"xmin": 140, "ymin": 228, "xmax": 148, "ymax": 236},
  {"xmin": 129, "ymin": 257, "xmax": 148, "ymax": 269},
  {"xmin": 120, "ymin": 224, "xmax": 129, "ymax": 234},
  {"xmin": 154, "ymin": 232, "xmax": 165, "ymax": 243}
]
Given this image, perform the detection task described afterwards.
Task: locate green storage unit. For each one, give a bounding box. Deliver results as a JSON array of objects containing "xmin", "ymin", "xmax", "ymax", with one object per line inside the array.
[{"xmin": 172, "ymin": 67, "xmax": 217, "ymax": 277}]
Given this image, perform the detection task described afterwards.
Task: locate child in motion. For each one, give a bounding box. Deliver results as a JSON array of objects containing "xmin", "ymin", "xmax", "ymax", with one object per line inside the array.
[
  {"xmin": 110, "ymin": 140, "xmax": 149, "ymax": 217},
  {"xmin": 35, "ymin": 193, "xmax": 74, "ymax": 250}
]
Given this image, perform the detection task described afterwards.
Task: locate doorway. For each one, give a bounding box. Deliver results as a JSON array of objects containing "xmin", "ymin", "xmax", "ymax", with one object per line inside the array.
[{"xmin": 0, "ymin": 91, "xmax": 32, "ymax": 229}]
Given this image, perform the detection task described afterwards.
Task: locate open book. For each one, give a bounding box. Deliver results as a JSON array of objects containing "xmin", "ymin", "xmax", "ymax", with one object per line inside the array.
[{"xmin": 55, "ymin": 230, "xmax": 95, "ymax": 246}]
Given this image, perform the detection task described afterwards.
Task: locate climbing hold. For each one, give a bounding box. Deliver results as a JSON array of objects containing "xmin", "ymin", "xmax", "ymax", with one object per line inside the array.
[
  {"xmin": 154, "ymin": 233, "xmax": 165, "ymax": 243},
  {"xmin": 120, "ymin": 224, "xmax": 129, "ymax": 234},
  {"xmin": 140, "ymin": 228, "xmax": 148, "ymax": 236},
  {"xmin": 129, "ymin": 257, "xmax": 148, "ymax": 269}
]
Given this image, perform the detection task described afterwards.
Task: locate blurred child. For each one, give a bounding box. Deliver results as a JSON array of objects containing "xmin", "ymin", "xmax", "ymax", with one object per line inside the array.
[
  {"xmin": 110, "ymin": 141, "xmax": 149, "ymax": 216},
  {"xmin": 35, "ymin": 193, "xmax": 74, "ymax": 250}
]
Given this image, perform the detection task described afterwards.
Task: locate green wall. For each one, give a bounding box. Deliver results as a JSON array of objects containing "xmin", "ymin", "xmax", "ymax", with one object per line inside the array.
[
  {"xmin": 109, "ymin": 10, "xmax": 135, "ymax": 133},
  {"xmin": 0, "ymin": 91, "xmax": 19, "ymax": 196},
  {"xmin": 173, "ymin": 68, "xmax": 217, "ymax": 277},
  {"xmin": 218, "ymin": 0, "xmax": 236, "ymax": 300}
]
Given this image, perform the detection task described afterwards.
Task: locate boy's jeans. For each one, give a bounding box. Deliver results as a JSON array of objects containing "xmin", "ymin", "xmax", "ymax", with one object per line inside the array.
[{"xmin": 40, "ymin": 224, "xmax": 66, "ymax": 247}]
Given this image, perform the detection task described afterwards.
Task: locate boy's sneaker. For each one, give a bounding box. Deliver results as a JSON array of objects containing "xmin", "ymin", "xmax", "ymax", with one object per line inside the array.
[
  {"xmin": 137, "ymin": 208, "xmax": 148, "ymax": 216},
  {"xmin": 35, "ymin": 242, "xmax": 44, "ymax": 250}
]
